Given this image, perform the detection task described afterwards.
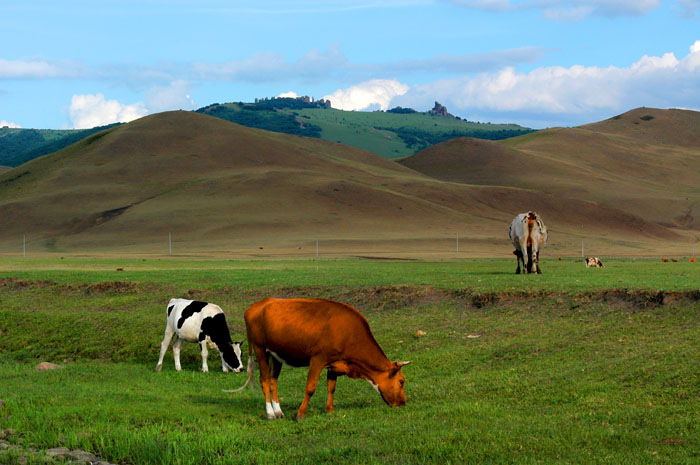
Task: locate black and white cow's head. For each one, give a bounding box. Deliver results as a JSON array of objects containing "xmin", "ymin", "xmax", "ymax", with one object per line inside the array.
[{"xmin": 199, "ymin": 312, "xmax": 244, "ymax": 373}]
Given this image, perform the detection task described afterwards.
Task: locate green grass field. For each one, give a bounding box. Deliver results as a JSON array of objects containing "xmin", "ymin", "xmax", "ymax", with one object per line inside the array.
[{"xmin": 1, "ymin": 258, "xmax": 698, "ymax": 464}]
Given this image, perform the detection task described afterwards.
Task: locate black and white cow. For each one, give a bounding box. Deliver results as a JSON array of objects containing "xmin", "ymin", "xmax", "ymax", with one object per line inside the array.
[{"xmin": 156, "ymin": 298, "xmax": 243, "ymax": 373}]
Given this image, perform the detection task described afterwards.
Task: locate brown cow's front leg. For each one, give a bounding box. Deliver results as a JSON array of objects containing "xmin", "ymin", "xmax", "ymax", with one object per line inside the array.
[
  {"xmin": 326, "ymin": 370, "xmax": 338, "ymax": 413},
  {"xmin": 269, "ymin": 357, "xmax": 284, "ymax": 418},
  {"xmin": 297, "ymin": 358, "xmax": 324, "ymax": 421}
]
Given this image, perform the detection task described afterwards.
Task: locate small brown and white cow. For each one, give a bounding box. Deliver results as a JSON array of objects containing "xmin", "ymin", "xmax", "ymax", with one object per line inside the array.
[
  {"xmin": 227, "ymin": 297, "xmax": 410, "ymax": 420},
  {"xmin": 585, "ymin": 257, "xmax": 604, "ymax": 268},
  {"xmin": 156, "ymin": 298, "xmax": 243, "ymax": 373}
]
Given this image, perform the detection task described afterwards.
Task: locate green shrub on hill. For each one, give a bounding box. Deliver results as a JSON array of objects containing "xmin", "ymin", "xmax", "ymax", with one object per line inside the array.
[{"xmin": 196, "ymin": 103, "xmax": 323, "ymax": 138}]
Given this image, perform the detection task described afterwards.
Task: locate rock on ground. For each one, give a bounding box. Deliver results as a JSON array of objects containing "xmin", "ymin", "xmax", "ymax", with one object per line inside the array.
[{"xmin": 36, "ymin": 361, "xmax": 63, "ymax": 370}]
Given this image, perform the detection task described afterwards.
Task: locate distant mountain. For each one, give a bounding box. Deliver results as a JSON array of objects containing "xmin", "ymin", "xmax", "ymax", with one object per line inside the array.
[
  {"xmin": 0, "ymin": 124, "xmax": 121, "ymax": 167},
  {"xmin": 196, "ymin": 98, "xmax": 533, "ymax": 159},
  {"xmin": 1, "ymin": 99, "xmax": 532, "ymax": 167},
  {"xmin": 0, "ymin": 109, "xmax": 688, "ymax": 256}
]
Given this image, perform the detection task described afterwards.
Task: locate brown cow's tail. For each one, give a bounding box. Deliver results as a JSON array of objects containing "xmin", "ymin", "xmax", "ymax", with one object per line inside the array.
[{"xmin": 223, "ymin": 341, "xmax": 255, "ymax": 393}]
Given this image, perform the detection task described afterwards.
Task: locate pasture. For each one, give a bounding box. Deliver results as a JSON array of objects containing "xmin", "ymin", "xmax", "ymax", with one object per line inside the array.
[{"xmin": 0, "ymin": 257, "xmax": 699, "ymax": 464}]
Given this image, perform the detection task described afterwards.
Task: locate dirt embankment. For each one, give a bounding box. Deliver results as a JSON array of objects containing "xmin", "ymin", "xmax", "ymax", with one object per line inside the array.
[{"xmin": 4, "ymin": 278, "xmax": 696, "ymax": 312}]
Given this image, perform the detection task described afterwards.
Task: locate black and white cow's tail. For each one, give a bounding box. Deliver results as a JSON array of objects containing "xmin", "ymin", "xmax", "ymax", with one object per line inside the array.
[{"xmin": 223, "ymin": 342, "xmax": 255, "ymax": 393}]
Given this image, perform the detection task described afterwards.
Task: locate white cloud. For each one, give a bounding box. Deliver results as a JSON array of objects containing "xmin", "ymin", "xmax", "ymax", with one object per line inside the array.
[
  {"xmin": 0, "ymin": 58, "xmax": 83, "ymax": 79},
  {"xmin": 145, "ymin": 80, "xmax": 195, "ymax": 113},
  {"xmin": 676, "ymin": 0, "xmax": 699, "ymax": 17},
  {"xmin": 323, "ymin": 79, "xmax": 410, "ymax": 111},
  {"xmin": 193, "ymin": 44, "xmax": 349, "ymax": 83},
  {"xmin": 68, "ymin": 94, "xmax": 147, "ymax": 129},
  {"xmin": 1, "ymin": 120, "xmax": 21, "ymax": 128},
  {"xmin": 691, "ymin": 40, "xmax": 700, "ymax": 54},
  {"xmin": 278, "ymin": 91, "xmax": 299, "ymax": 98},
  {"xmin": 389, "ymin": 41, "xmax": 700, "ymax": 127},
  {"xmin": 447, "ymin": 0, "xmax": 666, "ymax": 21}
]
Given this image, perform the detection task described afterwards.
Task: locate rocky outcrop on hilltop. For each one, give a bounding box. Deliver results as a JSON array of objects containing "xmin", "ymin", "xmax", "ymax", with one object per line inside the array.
[{"xmin": 428, "ymin": 101, "xmax": 453, "ymax": 117}]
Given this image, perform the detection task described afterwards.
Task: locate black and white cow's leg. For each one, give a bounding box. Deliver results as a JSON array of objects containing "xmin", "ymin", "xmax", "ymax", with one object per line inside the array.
[
  {"xmin": 535, "ymin": 249, "xmax": 542, "ymax": 274},
  {"xmin": 156, "ymin": 326, "xmax": 176, "ymax": 372},
  {"xmin": 219, "ymin": 351, "xmax": 229, "ymax": 373},
  {"xmin": 200, "ymin": 340, "xmax": 209, "ymax": 373},
  {"xmin": 172, "ymin": 337, "xmax": 185, "ymax": 371},
  {"xmin": 269, "ymin": 357, "xmax": 284, "ymax": 418}
]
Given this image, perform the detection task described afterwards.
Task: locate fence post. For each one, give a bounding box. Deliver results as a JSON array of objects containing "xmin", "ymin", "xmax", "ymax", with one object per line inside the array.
[
  {"xmin": 456, "ymin": 233, "xmax": 459, "ymax": 253},
  {"xmin": 581, "ymin": 239, "xmax": 584, "ymax": 258},
  {"xmin": 23, "ymin": 235, "xmax": 26, "ymax": 257},
  {"xmin": 169, "ymin": 232, "xmax": 172, "ymax": 255}
]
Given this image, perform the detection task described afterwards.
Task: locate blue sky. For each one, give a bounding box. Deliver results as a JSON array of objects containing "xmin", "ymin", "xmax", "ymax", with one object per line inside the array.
[{"xmin": 1, "ymin": 0, "xmax": 699, "ymax": 129}]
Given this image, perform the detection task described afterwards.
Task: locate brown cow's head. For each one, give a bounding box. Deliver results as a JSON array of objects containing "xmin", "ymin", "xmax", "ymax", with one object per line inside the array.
[{"xmin": 375, "ymin": 361, "xmax": 410, "ymax": 406}]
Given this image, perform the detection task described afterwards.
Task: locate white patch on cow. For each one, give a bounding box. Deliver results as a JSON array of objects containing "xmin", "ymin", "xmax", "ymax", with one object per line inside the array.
[
  {"xmin": 271, "ymin": 400, "xmax": 284, "ymax": 418},
  {"xmin": 367, "ymin": 379, "xmax": 380, "ymax": 394},
  {"xmin": 265, "ymin": 402, "xmax": 276, "ymax": 420}
]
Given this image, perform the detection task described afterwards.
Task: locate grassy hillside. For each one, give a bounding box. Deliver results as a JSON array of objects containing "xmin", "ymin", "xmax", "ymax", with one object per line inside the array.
[
  {"xmin": 400, "ymin": 107, "xmax": 700, "ymax": 246},
  {"xmin": 0, "ymin": 109, "xmax": 693, "ymax": 257},
  {"xmin": 197, "ymin": 98, "xmax": 532, "ymax": 158},
  {"xmin": 0, "ymin": 124, "xmax": 121, "ymax": 167}
]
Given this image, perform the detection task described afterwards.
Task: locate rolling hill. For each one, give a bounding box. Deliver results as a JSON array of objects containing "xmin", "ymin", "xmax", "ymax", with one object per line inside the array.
[
  {"xmin": 400, "ymin": 107, "xmax": 700, "ymax": 249},
  {"xmin": 0, "ymin": 109, "xmax": 694, "ymax": 257}
]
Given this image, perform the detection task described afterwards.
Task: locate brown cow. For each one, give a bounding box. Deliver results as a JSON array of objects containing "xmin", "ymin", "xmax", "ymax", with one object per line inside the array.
[{"xmin": 227, "ymin": 297, "xmax": 410, "ymax": 420}]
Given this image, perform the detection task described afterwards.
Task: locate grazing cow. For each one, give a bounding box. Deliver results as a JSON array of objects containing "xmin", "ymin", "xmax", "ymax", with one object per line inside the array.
[
  {"xmin": 585, "ymin": 257, "xmax": 604, "ymax": 268},
  {"xmin": 509, "ymin": 211, "xmax": 548, "ymax": 274},
  {"xmin": 227, "ymin": 298, "xmax": 410, "ymax": 420},
  {"xmin": 156, "ymin": 298, "xmax": 243, "ymax": 373}
]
